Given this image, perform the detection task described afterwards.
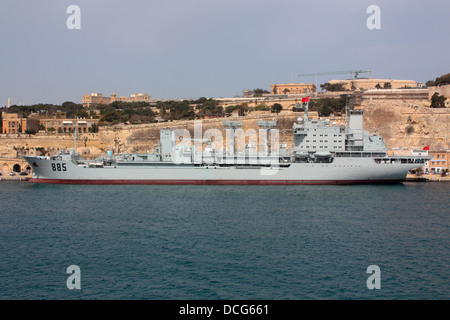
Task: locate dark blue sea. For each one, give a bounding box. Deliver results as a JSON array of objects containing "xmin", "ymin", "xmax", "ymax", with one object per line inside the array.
[{"xmin": 0, "ymin": 181, "xmax": 448, "ymax": 300}]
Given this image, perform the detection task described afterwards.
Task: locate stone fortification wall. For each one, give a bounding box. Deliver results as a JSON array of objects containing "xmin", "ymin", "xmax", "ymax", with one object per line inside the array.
[{"xmin": 362, "ymin": 100, "xmax": 449, "ymax": 150}]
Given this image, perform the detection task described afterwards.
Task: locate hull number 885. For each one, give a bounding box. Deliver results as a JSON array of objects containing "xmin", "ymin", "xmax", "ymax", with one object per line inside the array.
[{"xmin": 52, "ymin": 163, "xmax": 67, "ymax": 171}]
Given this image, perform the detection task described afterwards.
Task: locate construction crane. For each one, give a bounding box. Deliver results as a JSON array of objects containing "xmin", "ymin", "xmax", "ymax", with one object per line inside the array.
[{"xmin": 298, "ymin": 70, "xmax": 371, "ymax": 90}]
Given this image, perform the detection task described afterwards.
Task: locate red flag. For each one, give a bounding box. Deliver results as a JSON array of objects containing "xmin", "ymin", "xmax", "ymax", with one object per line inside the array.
[
  {"xmin": 423, "ymin": 145, "xmax": 430, "ymax": 151},
  {"xmin": 302, "ymin": 97, "xmax": 310, "ymax": 103}
]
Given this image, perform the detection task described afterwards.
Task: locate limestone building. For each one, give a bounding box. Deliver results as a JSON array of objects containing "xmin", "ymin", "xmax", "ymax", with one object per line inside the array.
[
  {"xmin": 39, "ymin": 118, "xmax": 100, "ymax": 133},
  {"xmin": 82, "ymin": 92, "xmax": 151, "ymax": 107},
  {"xmin": 426, "ymin": 150, "xmax": 449, "ymax": 175},
  {"xmin": 328, "ymin": 78, "xmax": 421, "ymax": 91},
  {"xmin": 270, "ymin": 83, "xmax": 316, "ymax": 95},
  {"xmin": 2, "ymin": 112, "xmax": 40, "ymax": 134}
]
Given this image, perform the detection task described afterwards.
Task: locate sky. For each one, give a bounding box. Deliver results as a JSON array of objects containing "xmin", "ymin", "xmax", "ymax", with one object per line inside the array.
[{"xmin": 1, "ymin": 0, "xmax": 449, "ymax": 106}]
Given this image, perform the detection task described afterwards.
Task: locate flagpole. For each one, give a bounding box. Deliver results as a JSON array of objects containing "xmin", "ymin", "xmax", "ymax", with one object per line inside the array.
[{"xmin": 301, "ymin": 96, "xmax": 310, "ymax": 121}]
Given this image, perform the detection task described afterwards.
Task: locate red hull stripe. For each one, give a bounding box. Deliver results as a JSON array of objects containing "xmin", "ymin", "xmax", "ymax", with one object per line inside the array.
[{"xmin": 29, "ymin": 178, "xmax": 404, "ymax": 185}]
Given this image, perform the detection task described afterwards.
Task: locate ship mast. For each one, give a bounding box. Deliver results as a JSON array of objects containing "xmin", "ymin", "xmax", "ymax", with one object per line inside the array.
[{"xmin": 74, "ymin": 124, "xmax": 78, "ymax": 154}]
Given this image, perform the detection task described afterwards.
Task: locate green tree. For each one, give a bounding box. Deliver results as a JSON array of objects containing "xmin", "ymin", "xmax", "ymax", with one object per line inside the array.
[
  {"xmin": 232, "ymin": 103, "xmax": 248, "ymax": 116},
  {"xmin": 309, "ymin": 95, "xmax": 347, "ymax": 115},
  {"xmin": 195, "ymin": 99, "xmax": 223, "ymax": 118},
  {"xmin": 430, "ymin": 93, "xmax": 447, "ymax": 108},
  {"xmin": 75, "ymin": 109, "xmax": 89, "ymax": 119},
  {"xmin": 62, "ymin": 101, "xmax": 84, "ymax": 118},
  {"xmin": 252, "ymin": 88, "xmax": 270, "ymax": 97},
  {"xmin": 90, "ymin": 123, "xmax": 98, "ymax": 133},
  {"xmin": 406, "ymin": 125, "xmax": 415, "ymax": 134},
  {"xmin": 271, "ymin": 103, "xmax": 283, "ymax": 114},
  {"xmin": 320, "ymin": 82, "xmax": 346, "ymax": 92},
  {"xmin": 318, "ymin": 104, "xmax": 334, "ymax": 117},
  {"xmin": 225, "ymin": 105, "xmax": 238, "ymax": 115},
  {"xmin": 100, "ymin": 110, "xmax": 121, "ymax": 124},
  {"xmin": 383, "ymin": 82, "xmax": 392, "ymax": 89},
  {"xmin": 426, "ymin": 73, "xmax": 450, "ymax": 87}
]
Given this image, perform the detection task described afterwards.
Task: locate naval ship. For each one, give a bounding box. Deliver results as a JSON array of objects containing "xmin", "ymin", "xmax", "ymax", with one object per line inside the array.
[{"xmin": 23, "ymin": 102, "xmax": 428, "ymax": 185}]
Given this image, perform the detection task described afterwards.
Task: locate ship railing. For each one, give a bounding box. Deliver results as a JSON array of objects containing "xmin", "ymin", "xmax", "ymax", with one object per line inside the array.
[
  {"xmin": 373, "ymin": 157, "xmax": 427, "ymax": 164},
  {"xmin": 335, "ymin": 152, "xmax": 386, "ymax": 158}
]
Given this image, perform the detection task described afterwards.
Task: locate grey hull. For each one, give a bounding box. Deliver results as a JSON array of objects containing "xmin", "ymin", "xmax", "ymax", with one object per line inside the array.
[{"xmin": 23, "ymin": 155, "xmax": 422, "ymax": 184}]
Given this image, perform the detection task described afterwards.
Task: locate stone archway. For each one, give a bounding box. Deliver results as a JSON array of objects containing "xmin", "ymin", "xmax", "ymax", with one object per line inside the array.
[
  {"xmin": 2, "ymin": 163, "xmax": 9, "ymax": 173},
  {"xmin": 12, "ymin": 164, "xmax": 21, "ymax": 173}
]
